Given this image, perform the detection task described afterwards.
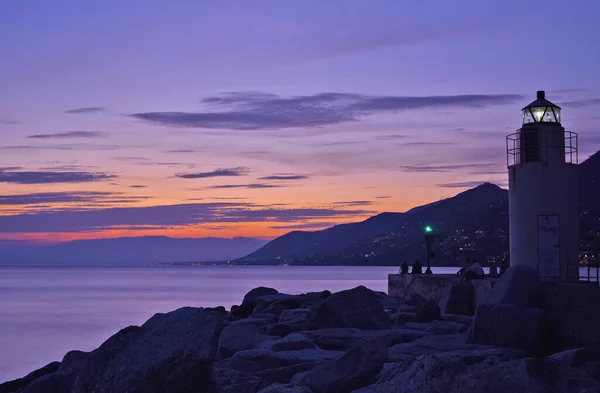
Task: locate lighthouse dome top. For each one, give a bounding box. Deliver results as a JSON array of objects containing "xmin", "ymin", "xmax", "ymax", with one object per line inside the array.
[{"xmin": 521, "ymin": 90, "xmax": 561, "ymax": 125}]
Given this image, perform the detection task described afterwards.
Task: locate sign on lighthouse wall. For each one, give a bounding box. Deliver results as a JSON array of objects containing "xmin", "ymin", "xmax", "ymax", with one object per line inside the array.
[{"xmin": 538, "ymin": 215, "xmax": 560, "ymax": 277}]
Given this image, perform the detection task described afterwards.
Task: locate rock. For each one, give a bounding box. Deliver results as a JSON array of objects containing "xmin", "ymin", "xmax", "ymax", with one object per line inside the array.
[
  {"xmin": 389, "ymin": 312, "xmax": 415, "ymax": 325},
  {"xmin": 262, "ymin": 333, "xmax": 317, "ymax": 351},
  {"xmin": 280, "ymin": 308, "xmax": 311, "ymax": 324},
  {"xmin": 351, "ymin": 384, "xmax": 376, "ymax": 393},
  {"xmin": 444, "ymin": 281, "xmax": 474, "ymax": 316},
  {"xmin": 483, "ymin": 265, "xmax": 540, "ymax": 308},
  {"xmin": 388, "ymin": 334, "xmax": 526, "ymax": 363},
  {"xmin": 424, "ymin": 321, "xmax": 468, "ymax": 335},
  {"xmin": 214, "ymin": 358, "xmax": 262, "ymax": 373},
  {"xmin": 299, "ymin": 328, "xmax": 431, "ymax": 351},
  {"xmin": 307, "ymin": 286, "xmax": 390, "ymax": 330},
  {"xmin": 232, "ymin": 349, "xmax": 343, "ymax": 370},
  {"xmin": 219, "ymin": 320, "xmax": 277, "ymax": 358},
  {"xmin": 0, "ymin": 361, "xmax": 60, "ymax": 393},
  {"xmin": 261, "ymin": 323, "xmax": 312, "ymax": 337},
  {"xmin": 452, "ymin": 357, "xmax": 600, "ymax": 392},
  {"xmin": 255, "ymin": 362, "xmax": 317, "ymax": 383},
  {"xmin": 411, "ymin": 293, "xmax": 441, "ymax": 322},
  {"xmin": 442, "ymin": 314, "xmax": 473, "ymax": 326},
  {"xmin": 416, "ymin": 302, "xmax": 441, "ymax": 323},
  {"xmin": 231, "ymin": 287, "xmax": 280, "ymax": 317},
  {"xmin": 468, "ymin": 303, "xmax": 545, "ymax": 354},
  {"xmin": 212, "ymin": 368, "xmax": 269, "ymax": 393},
  {"xmin": 13, "ymin": 350, "xmax": 90, "ymax": 393},
  {"xmin": 258, "ymin": 384, "xmax": 313, "ymax": 393},
  {"xmin": 73, "ymin": 307, "xmax": 226, "ymax": 393},
  {"xmin": 297, "ymin": 340, "xmax": 389, "ymax": 393},
  {"xmin": 548, "ymin": 348, "xmax": 600, "ymax": 367},
  {"xmin": 373, "ymin": 352, "xmax": 477, "ymax": 393}
]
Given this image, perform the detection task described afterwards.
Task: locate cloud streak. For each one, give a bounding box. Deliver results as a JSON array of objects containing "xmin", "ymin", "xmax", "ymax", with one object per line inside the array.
[
  {"xmin": 64, "ymin": 107, "xmax": 107, "ymax": 114},
  {"xmin": 28, "ymin": 131, "xmax": 108, "ymax": 139},
  {"xmin": 206, "ymin": 183, "xmax": 284, "ymax": 189},
  {"xmin": 176, "ymin": 167, "xmax": 249, "ymax": 179},
  {"xmin": 130, "ymin": 91, "xmax": 524, "ymax": 130},
  {"xmin": 0, "ymin": 203, "xmax": 372, "ymax": 233},
  {"xmin": 259, "ymin": 174, "xmax": 308, "ymax": 180},
  {"xmin": 437, "ymin": 181, "xmax": 507, "ymax": 188},
  {"xmin": 0, "ymin": 169, "xmax": 116, "ymax": 184},
  {"xmin": 0, "ymin": 191, "xmax": 148, "ymax": 205},
  {"xmin": 399, "ymin": 163, "xmax": 494, "ymax": 173}
]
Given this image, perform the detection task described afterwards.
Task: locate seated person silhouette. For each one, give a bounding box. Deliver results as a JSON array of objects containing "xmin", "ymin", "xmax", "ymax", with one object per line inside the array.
[
  {"xmin": 457, "ymin": 257, "xmax": 471, "ymax": 276},
  {"xmin": 411, "ymin": 260, "xmax": 423, "ymax": 275},
  {"xmin": 461, "ymin": 258, "xmax": 485, "ymax": 281},
  {"xmin": 400, "ymin": 261, "xmax": 409, "ymax": 274}
]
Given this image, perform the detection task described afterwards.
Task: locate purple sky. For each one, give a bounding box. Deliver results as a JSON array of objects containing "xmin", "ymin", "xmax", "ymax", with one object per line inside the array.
[{"xmin": 1, "ymin": 0, "xmax": 599, "ymax": 241}]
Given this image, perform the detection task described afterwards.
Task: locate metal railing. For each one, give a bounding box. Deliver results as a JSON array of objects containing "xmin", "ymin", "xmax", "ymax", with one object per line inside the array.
[{"xmin": 506, "ymin": 129, "xmax": 578, "ymax": 168}]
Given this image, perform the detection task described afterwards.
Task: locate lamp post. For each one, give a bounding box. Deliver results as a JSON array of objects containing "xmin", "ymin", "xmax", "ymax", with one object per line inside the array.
[{"xmin": 424, "ymin": 225, "xmax": 433, "ymax": 274}]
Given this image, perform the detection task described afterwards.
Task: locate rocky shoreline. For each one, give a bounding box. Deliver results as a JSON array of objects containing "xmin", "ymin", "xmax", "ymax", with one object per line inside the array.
[{"xmin": 2, "ymin": 267, "xmax": 600, "ymax": 393}]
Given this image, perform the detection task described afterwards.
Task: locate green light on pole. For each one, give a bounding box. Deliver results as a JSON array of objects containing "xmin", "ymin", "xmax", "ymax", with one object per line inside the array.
[{"xmin": 425, "ymin": 225, "xmax": 432, "ymax": 233}]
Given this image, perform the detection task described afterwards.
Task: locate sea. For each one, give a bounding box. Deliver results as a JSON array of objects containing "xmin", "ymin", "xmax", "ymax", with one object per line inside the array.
[{"xmin": 1, "ymin": 265, "xmax": 597, "ymax": 382}]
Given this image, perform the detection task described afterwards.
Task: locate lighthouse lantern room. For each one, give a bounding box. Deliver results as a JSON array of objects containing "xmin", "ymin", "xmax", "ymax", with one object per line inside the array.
[{"xmin": 506, "ymin": 90, "xmax": 579, "ymax": 280}]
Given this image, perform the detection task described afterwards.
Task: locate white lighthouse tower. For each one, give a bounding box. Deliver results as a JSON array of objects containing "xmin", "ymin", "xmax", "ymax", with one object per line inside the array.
[{"xmin": 506, "ymin": 90, "xmax": 579, "ymax": 280}]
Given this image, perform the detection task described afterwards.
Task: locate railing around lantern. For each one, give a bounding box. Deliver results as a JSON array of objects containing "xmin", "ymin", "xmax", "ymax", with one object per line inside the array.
[{"xmin": 506, "ymin": 129, "xmax": 578, "ymax": 168}]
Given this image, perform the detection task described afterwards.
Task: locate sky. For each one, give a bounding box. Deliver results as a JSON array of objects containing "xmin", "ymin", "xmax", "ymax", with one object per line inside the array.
[{"xmin": 1, "ymin": 0, "xmax": 599, "ymax": 243}]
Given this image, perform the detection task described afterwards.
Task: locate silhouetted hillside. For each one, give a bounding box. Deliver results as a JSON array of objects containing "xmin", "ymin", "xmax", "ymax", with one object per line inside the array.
[
  {"xmin": 0, "ymin": 236, "xmax": 267, "ymax": 266},
  {"xmin": 237, "ymin": 151, "xmax": 600, "ymax": 266}
]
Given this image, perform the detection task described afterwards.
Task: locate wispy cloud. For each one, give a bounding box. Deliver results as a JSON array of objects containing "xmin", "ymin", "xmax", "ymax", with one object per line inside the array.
[
  {"xmin": 0, "ymin": 191, "xmax": 148, "ymax": 205},
  {"xmin": 206, "ymin": 183, "xmax": 284, "ymax": 189},
  {"xmin": 400, "ymin": 163, "xmax": 494, "ymax": 173},
  {"xmin": 130, "ymin": 91, "xmax": 524, "ymax": 131},
  {"xmin": 0, "ymin": 169, "xmax": 116, "ymax": 184},
  {"xmin": 259, "ymin": 174, "xmax": 308, "ymax": 180},
  {"xmin": 28, "ymin": 131, "xmax": 108, "ymax": 139},
  {"xmin": 269, "ymin": 222, "xmax": 337, "ymax": 230},
  {"xmin": 559, "ymin": 98, "xmax": 600, "ymax": 108},
  {"xmin": 332, "ymin": 200, "xmax": 373, "ymax": 207},
  {"xmin": 375, "ymin": 196, "xmax": 392, "ymax": 199},
  {"xmin": 176, "ymin": 167, "xmax": 249, "ymax": 179},
  {"xmin": 64, "ymin": 107, "xmax": 107, "ymax": 114},
  {"xmin": 129, "ymin": 185, "xmax": 147, "ymax": 188},
  {"xmin": 398, "ymin": 142, "xmax": 456, "ymax": 147},
  {"xmin": 0, "ymin": 203, "xmax": 371, "ymax": 233},
  {"xmin": 0, "ymin": 119, "xmax": 19, "ymax": 125},
  {"xmin": 437, "ymin": 181, "xmax": 507, "ymax": 188}
]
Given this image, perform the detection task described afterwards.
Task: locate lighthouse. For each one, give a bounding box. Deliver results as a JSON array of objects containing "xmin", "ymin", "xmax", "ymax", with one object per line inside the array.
[{"xmin": 506, "ymin": 90, "xmax": 579, "ymax": 280}]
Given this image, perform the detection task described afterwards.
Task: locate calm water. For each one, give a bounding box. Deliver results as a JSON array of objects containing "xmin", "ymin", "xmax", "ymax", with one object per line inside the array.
[
  {"xmin": 2, "ymin": 266, "xmax": 596, "ymax": 382},
  {"xmin": 1, "ymin": 265, "xmax": 405, "ymax": 381}
]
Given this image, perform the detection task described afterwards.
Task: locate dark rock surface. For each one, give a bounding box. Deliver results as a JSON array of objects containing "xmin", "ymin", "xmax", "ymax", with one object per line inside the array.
[
  {"xmin": 6, "ymin": 283, "xmax": 600, "ymax": 393},
  {"xmin": 74, "ymin": 307, "xmax": 226, "ymax": 393},
  {"xmin": 307, "ymin": 286, "xmax": 390, "ymax": 329},
  {"xmin": 444, "ymin": 281, "xmax": 474, "ymax": 316},
  {"xmin": 297, "ymin": 340, "xmax": 389, "ymax": 393}
]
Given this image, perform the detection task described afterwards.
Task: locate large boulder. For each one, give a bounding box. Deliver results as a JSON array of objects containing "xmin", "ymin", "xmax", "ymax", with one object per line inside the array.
[
  {"xmin": 411, "ymin": 294, "xmax": 441, "ymax": 323},
  {"xmin": 468, "ymin": 302, "xmax": 547, "ymax": 354},
  {"xmin": 297, "ymin": 340, "xmax": 389, "ymax": 393},
  {"xmin": 232, "ymin": 348, "xmax": 343, "ymax": 370},
  {"xmin": 299, "ymin": 328, "xmax": 431, "ymax": 351},
  {"xmin": 451, "ymin": 357, "xmax": 600, "ymax": 392},
  {"xmin": 260, "ymin": 333, "xmax": 316, "ymax": 352},
  {"xmin": 73, "ymin": 307, "xmax": 227, "ymax": 393},
  {"xmin": 218, "ymin": 320, "xmax": 277, "ymax": 358},
  {"xmin": 279, "ymin": 308, "xmax": 311, "ymax": 324},
  {"xmin": 231, "ymin": 287, "xmax": 279, "ymax": 317},
  {"xmin": 483, "ymin": 265, "xmax": 540, "ymax": 308},
  {"xmin": 443, "ymin": 282, "xmax": 474, "ymax": 316},
  {"xmin": 212, "ymin": 368, "xmax": 268, "ymax": 393},
  {"xmin": 258, "ymin": 384, "xmax": 313, "ymax": 393},
  {"xmin": 307, "ymin": 286, "xmax": 390, "ymax": 330}
]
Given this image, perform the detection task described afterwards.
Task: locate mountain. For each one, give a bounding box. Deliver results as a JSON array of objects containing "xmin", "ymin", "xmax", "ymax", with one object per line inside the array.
[
  {"xmin": 0, "ymin": 236, "xmax": 268, "ymax": 266},
  {"xmin": 238, "ymin": 151, "xmax": 600, "ymax": 266},
  {"xmin": 238, "ymin": 183, "xmax": 507, "ymax": 265}
]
